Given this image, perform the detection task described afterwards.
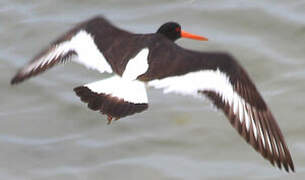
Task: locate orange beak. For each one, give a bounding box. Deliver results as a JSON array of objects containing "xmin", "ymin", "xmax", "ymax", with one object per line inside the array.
[{"xmin": 181, "ymin": 30, "xmax": 208, "ymax": 41}]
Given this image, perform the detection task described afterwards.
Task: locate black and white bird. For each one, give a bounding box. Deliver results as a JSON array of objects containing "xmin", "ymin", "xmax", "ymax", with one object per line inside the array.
[{"xmin": 11, "ymin": 16, "xmax": 294, "ymax": 172}]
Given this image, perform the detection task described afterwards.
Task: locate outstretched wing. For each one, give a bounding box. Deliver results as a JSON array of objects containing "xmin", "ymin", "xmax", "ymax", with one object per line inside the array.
[
  {"xmin": 145, "ymin": 44, "xmax": 294, "ymax": 172},
  {"xmin": 11, "ymin": 16, "xmax": 133, "ymax": 84}
]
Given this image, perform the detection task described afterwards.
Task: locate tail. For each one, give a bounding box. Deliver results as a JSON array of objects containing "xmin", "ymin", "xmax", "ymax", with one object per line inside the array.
[{"xmin": 74, "ymin": 75, "xmax": 148, "ymax": 119}]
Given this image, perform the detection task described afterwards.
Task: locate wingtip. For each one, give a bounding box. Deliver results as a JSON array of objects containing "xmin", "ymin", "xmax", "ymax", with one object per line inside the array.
[
  {"xmin": 291, "ymin": 166, "xmax": 295, "ymax": 173},
  {"xmin": 10, "ymin": 70, "xmax": 28, "ymax": 85},
  {"xmin": 284, "ymin": 165, "xmax": 295, "ymax": 173},
  {"xmin": 10, "ymin": 75, "xmax": 22, "ymax": 85},
  {"xmin": 288, "ymin": 161, "xmax": 295, "ymax": 173},
  {"xmin": 279, "ymin": 158, "xmax": 295, "ymax": 173}
]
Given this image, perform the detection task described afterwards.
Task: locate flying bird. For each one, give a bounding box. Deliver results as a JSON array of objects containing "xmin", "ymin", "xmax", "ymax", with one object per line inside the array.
[{"xmin": 11, "ymin": 16, "xmax": 294, "ymax": 172}]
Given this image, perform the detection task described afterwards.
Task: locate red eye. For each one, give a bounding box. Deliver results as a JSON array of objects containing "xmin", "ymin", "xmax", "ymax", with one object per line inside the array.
[{"xmin": 175, "ymin": 27, "xmax": 180, "ymax": 32}]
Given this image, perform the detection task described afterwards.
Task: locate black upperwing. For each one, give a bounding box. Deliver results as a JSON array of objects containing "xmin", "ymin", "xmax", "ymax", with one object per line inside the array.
[
  {"xmin": 11, "ymin": 16, "xmax": 142, "ymax": 84},
  {"xmin": 144, "ymin": 39, "xmax": 294, "ymax": 172}
]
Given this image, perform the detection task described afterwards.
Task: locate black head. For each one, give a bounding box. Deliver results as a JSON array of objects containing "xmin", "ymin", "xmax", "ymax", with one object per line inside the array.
[
  {"xmin": 156, "ymin": 22, "xmax": 181, "ymax": 41},
  {"xmin": 156, "ymin": 22, "xmax": 208, "ymax": 42}
]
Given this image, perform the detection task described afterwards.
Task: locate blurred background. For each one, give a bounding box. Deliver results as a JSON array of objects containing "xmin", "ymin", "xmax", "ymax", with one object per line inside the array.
[{"xmin": 1, "ymin": 0, "xmax": 305, "ymax": 179}]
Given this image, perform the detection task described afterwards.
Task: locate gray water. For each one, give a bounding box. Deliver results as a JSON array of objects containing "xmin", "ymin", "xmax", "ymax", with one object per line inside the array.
[{"xmin": 1, "ymin": 0, "xmax": 305, "ymax": 179}]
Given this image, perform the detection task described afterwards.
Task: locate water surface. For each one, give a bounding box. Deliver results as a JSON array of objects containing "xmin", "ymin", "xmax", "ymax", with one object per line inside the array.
[{"xmin": 1, "ymin": 0, "xmax": 305, "ymax": 179}]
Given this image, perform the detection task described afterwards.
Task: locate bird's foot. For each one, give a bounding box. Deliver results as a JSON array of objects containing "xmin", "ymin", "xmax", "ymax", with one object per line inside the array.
[
  {"xmin": 107, "ymin": 115, "xmax": 113, "ymax": 125},
  {"xmin": 106, "ymin": 115, "xmax": 120, "ymax": 125}
]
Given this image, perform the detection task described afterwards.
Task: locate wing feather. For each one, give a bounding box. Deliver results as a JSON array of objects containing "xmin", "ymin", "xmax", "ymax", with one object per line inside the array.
[
  {"xmin": 11, "ymin": 16, "xmax": 116, "ymax": 84},
  {"xmin": 148, "ymin": 59, "xmax": 294, "ymax": 172}
]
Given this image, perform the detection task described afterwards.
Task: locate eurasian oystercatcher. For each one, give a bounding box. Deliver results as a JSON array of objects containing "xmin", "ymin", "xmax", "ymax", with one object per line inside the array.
[{"xmin": 11, "ymin": 16, "xmax": 294, "ymax": 172}]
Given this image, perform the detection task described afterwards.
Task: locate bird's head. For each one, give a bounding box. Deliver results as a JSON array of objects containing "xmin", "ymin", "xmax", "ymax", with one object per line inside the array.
[{"xmin": 156, "ymin": 22, "xmax": 208, "ymax": 42}]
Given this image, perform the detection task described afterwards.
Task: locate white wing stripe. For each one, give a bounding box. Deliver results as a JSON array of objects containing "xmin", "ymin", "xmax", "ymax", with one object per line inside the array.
[
  {"xmin": 273, "ymin": 137, "xmax": 279, "ymax": 157},
  {"xmin": 244, "ymin": 104, "xmax": 250, "ymax": 130},
  {"xmin": 71, "ymin": 31, "xmax": 112, "ymax": 73},
  {"xmin": 266, "ymin": 131, "xmax": 273, "ymax": 154},
  {"xmin": 22, "ymin": 30, "xmax": 113, "ymax": 75},
  {"xmin": 23, "ymin": 43, "xmax": 72, "ymax": 74},
  {"xmin": 280, "ymin": 143, "xmax": 286, "ymax": 158},
  {"xmin": 247, "ymin": 104, "xmax": 258, "ymax": 139},
  {"xmin": 239, "ymin": 100, "xmax": 244, "ymax": 124},
  {"xmin": 233, "ymin": 94, "xmax": 239, "ymax": 114},
  {"xmin": 259, "ymin": 125, "xmax": 266, "ymax": 147},
  {"xmin": 149, "ymin": 69, "xmax": 261, "ymax": 142}
]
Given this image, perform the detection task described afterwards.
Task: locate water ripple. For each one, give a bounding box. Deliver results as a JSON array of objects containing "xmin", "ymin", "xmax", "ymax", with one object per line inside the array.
[{"xmin": 0, "ymin": 134, "xmax": 83, "ymax": 146}]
